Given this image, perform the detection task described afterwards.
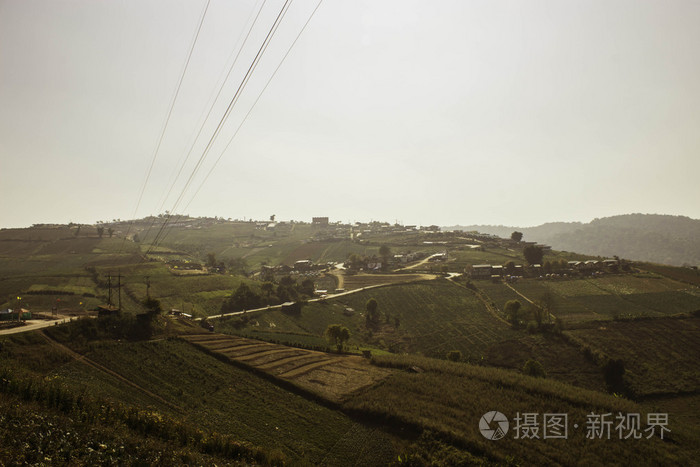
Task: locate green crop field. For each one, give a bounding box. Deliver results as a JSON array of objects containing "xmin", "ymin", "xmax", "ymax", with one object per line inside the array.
[
  {"xmin": 1, "ymin": 222, "xmax": 699, "ymax": 465},
  {"xmin": 565, "ymin": 317, "xmax": 700, "ymax": 397},
  {"xmin": 227, "ymin": 279, "xmax": 520, "ymax": 360},
  {"xmin": 1, "ymin": 332, "xmax": 400, "ymax": 465},
  {"xmin": 502, "ymin": 275, "xmax": 700, "ymax": 323},
  {"xmin": 475, "ymin": 281, "xmax": 523, "ymax": 310},
  {"xmin": 345, "ymin": 354, "xmax": 696, "ymax": 465}
]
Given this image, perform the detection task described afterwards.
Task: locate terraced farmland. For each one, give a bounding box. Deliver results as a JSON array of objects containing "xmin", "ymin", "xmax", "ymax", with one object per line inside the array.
[{"xmin": 181, "ymin": 333, "xmax": 392, "ymax": 403}]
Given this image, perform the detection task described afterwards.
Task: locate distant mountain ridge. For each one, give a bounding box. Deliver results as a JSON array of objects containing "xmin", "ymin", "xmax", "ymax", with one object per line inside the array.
[{"xmin": 445, "ymin": 214, "xmax": 700, "ymax": 267}]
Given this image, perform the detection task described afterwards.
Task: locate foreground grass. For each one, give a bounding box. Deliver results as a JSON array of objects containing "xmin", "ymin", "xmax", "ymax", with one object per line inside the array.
[
  {"xmin": 565, "ymin": 316, "xmax": 700, "ymax": 397},
  {"xmin": 345, "ymin": 354, "xmax": 694, "ymax": 465},
  {"xmin": 1, "ymin": 328, "xmax": 400, "ymax": 465}
]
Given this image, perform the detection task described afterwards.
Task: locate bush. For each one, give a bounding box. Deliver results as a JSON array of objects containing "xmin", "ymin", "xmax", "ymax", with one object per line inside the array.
[
  {"xmin": 602, "ymin": 358, "xmax": 626, "ymax": 394},
  {"xmin": 526, "ymin": 321, "xmax": 538, "ymax": 334},
  {"xmin": 523, "ymin": 359, "xmax": 546, "ymax": 378},
  {"xmin": 446, "ymin": 350, "xmax": 462, "ymax": 362}
]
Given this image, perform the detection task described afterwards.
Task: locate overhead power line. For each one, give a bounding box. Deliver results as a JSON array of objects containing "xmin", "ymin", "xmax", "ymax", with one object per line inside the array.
[
  {"xmin": 114, "ymin": 0, "xmax": 211, "ymax": 261},
  {"xmin": 185, "ymin": 0, "xmax": 325, "ymax": 211},
  {"xmin": 140, "ymin": 0, "xmax": 268, "ymax": 246},
  {"xmin": 155, "ymin": 0, "xmax": 325, "ymax": 250},
  {"xmin": 153, "ymin": 0, "xmax": 268, "ymax": 217},
  {"xmin": 145, "ymin": 0, "xmax": 295, "ymax": 256}
]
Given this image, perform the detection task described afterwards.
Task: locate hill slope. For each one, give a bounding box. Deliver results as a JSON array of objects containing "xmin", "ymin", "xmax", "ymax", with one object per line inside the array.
[{"xmin": 447, "ymin": 214, "xmax": 700, "ymax": 266}]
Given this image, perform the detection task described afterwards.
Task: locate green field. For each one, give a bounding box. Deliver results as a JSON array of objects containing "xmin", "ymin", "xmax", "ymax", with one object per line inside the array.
[
  {"xmin": 565, "ymin": 317, "xmax": 700, "ymax": 397},
  {"xmin": 488, "ymin": 275, "xmax": 700, "ymax": 323},
  {"xmin": 223, "ymin": 279, "xmax": 520, "ymax": 360},
  {"xmin": 345, "ymin": 354, "xmax": 696, "ymax": 465},
  {"xmin": 1, "ymin": 331, "xmax": 400, "ymax": 465},
  {"xmin": 1, "ymin": 222, "xmax": 699, "ymax": 464}
]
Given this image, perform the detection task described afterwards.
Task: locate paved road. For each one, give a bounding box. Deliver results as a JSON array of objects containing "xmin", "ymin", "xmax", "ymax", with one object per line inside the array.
[
  {"xmin": 0, "ymin": 318, "xmax": 71, "ymax": 336},
  {"xmin": 396, "ymin": 253, "xmax": 444, "ymax": 271},
  {"xmin": 202, "ymin": 282, "xmax": 392, "ymax": 321}
]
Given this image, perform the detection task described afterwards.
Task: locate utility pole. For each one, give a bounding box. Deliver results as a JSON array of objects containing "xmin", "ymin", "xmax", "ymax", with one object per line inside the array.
[
  {"xmin": 145, "ymin": 276, "xmax": 151, "ymax": 300},
  {"xmin": 108, "ymin": 274, "xmax": 112, "ymax": 306},
  {"xmin": 117, "ymin": 271, "xmax": 122, "ymax": 311}
]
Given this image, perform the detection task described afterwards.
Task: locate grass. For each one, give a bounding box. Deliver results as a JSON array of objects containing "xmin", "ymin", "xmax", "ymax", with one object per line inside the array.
[
  {"xmin": 340, "ymin": 279, "xmax": 519, "ymax": 358},
  {"xmin": 222, "ymin": 279, "xmax": 519, "ymax": 360},
  {"xmin": 565, "ymin": 317, "xmax": 700, "ymax": 397},
  {"xmin": 500, "ymin": 275, "xmax": 700, "ymax": 323},
  {"xmin": 341, "ymin": 272, "xmax": 434, "ymax": 290},
  {"xmin": 78, "ymin": 339, "xmax": 401, "ymax": 463},
  {"xmin": 0, "ymin": 394, "xmax": 246, "ymax": 466},
  {"xmin": 343, "ymin": 354, "xmax": 695, "ymax": 465},
  {"xmin": 1, "ymin": 331, "xmax": 401, "ymax": 465}
]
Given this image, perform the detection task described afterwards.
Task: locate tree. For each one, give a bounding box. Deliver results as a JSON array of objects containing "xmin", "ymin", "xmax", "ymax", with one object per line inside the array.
[
  {"xmin": 379, "ymin": 245, "xmax": 391, "ymax": 269},
  {"xmin": 325, "ymin": 324, "xmax": 350, "ymax": 351},
  {"xmin": 523, "ymin": 245, "xmax": 544, "ymax": 265},
  {"xmin": 261, "ymin": 281, "xmax": 275, "ymax": 298},
  {"xmin": 602, "ymin": 358, "xmax": 626, "ymax": 394},
  {"xmin": 365, "ymin": 298, "xmax": 380, "ymax": 327},
  {"xmin": 222, "ymin": 283, "xmax": 261, "ymax": 313},
  {"xmin": 532, "ymin": 292, "xmax": 555, "ymax": 328},
  {"xmin": 206, "ymin": 252, "xmax": 217, "ymax": 268},
  {"xmin": 504, "ymin": 300, "xmax": 522, "ymax": 325},
  {"xmin": 504, "ymin": 261, "xmax": 516, "ymax": 275},
  {"xmin": 299, "ymin": 278, "xmax": 315, "ymax": 297},
  {"xmin": 543, "ymin": 261, "xmax": 553, "ymax": 274},
  {"xmin": 511, "ymin": 231, "xmax": 523, "ymax": 242},
  {"xmin": 523, "ymin": 359, "xmax": 546, "ymax": 378},
  {"xmin": 446, "ymin": 350, "xmax": 462, "ymax": 362},
  {"xmin": 107, "ymin": 227, "xmax": 114, "ymax": 238},
  {"xmin": 270, "ymin": 214, "xmax": 275, "ymax": 222},
  {"xmin": 142, "ymin": 297, "xmax": 162, "ymax": 314},
  {"xmin": 97, "ymin": 226, "xmax": 105, "ymax": 238}
]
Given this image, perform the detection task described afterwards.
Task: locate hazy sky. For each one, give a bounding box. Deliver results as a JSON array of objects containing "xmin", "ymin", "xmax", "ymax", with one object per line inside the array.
[{"xmin": 1, "ymin": 0, "xmax": 699, "ymax": 228}]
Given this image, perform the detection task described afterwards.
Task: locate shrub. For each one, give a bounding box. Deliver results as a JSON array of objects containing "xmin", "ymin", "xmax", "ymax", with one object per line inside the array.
[
  {"xmin": 446, "ymin": 350, "xmax": 462, "ymax": 362},
  {"xmin": 526, "ymin": 321, "xmax": 538, "ymax": 334},
  {"xmin": 523, "ymin": 359, "xmax": 546, "ymax": 378}
]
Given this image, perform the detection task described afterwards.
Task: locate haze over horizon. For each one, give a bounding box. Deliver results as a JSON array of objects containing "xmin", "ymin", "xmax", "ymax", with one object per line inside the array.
[{"xmin": 2, "ymin": 0, "xmax": 699, "ymax": 229}]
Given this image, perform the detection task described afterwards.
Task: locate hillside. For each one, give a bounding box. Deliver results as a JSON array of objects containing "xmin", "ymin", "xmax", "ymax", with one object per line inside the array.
[
  {"xmin": 2, "ymin": 218, "xmax": 700, "ymax": 464},
  {"xmin": 447, "ymin": 213, "xmax": 700, "ymax": 266}
]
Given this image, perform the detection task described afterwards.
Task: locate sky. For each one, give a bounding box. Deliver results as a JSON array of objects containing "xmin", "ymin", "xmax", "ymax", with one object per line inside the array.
[{"xmin": 1, "ymin": 0, "xmax": 699, "ymax": 228}]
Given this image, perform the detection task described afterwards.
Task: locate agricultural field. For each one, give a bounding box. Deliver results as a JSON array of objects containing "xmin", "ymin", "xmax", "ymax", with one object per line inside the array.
[
  {"xmin": 448, "ymin": 246, "xmax": 522, "ymax": 270},
  {"xmin": 1, "ymin": 330, "xmax": 400, "ymax": 465},
  {"xmin": 340, "ymin": 272, "xmax": 435, "ymax": 290},
  {"xmin": 0, "ymin": 233, "xmax": 142, "ymax": 312},
  {"xmin": 338, "ymin": 280, "xmax": 520, "ymax": 359},
  {"xmin": 345, "ymin": 354, "xmax": 697, "ymax": 465},
  {"xmin": 226, "ymin": 279, "xmax": 520, "ymax": 360},
  {"xmin": 182, "ymin": 333, "xmax": 392, "ymax": 403},
  {"xmin": 0, "ymin": 226, "xmax": 262, "ymax": 317},
  {"xmin": 565, "ymin": 317, "xmax": 700, "ymax": 397},
  {"xmin": 2, "ymin": 222, "xmax": 699, "ymax": 464},
  {"xmin": 639, "ymin": 262, "xmax": 700, "ymax": 287},
  {"xmin": 475, "ymin": 281, "xmax": 523, "ymax": 311},
  {"xmin": 485, "ymin": 333, "xmax": 606, "ymax": 392},
  {"xmin": 496, "ymin": 274, "xmax": 700, "ymax": 323}
]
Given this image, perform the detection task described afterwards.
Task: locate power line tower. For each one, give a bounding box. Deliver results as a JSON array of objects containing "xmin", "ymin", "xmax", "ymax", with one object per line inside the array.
[
  {"xmin": 108, "ymin": 273, "xmax": 112, "ymax": 306},
  {"xmin": 117, "ymin": 272, "xmax": 122, "ymax": 311}
]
